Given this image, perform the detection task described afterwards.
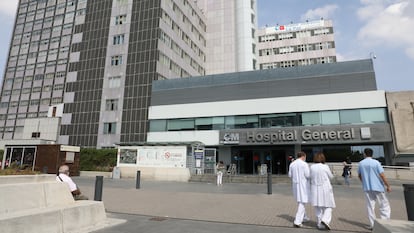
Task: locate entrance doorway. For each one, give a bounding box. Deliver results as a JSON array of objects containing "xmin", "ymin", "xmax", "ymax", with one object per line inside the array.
[{"xmin": 231, "ymin": 146, "xmax": 293, "ymax": 175}]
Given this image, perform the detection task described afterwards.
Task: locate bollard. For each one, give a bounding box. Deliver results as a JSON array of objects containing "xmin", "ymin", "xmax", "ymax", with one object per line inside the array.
[
  {"xmin": 267, "ymin": 172, "xmax": 272, "ymax": 194},
  {"xmin": 136, "ymin": 170, "xmax": 141, "ymax": 189},
  {"xmin": 403, "ymin": 184, "xmax": 414, "ymax": 221},
  {"xmin": 94, "ymin": 176, "xmax": 103, "ymax": 201}
]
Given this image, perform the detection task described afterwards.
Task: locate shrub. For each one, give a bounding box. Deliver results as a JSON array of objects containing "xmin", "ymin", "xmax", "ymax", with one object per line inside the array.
[
  {"xmin": 0, "ymin": 167, "xmax": 40, "ymax": 175},
  {"xmin": 80, "ymin": 148, "xmax": 117, "ymax": 172}
]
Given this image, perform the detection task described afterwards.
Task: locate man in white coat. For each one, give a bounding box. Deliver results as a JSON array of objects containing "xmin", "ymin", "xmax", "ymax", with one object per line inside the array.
[{"xmin": 288, "ymin": 151, "xmax": 310, "ymax": 228}]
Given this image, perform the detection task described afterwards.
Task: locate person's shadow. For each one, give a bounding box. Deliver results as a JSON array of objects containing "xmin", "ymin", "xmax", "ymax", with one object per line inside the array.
[
  {"xmin": 278, "ymin": 215, "xmax": 370, "ymax": 231},
  {"xmin": 338, "ymin": 217, "xmax": 370, "ymax": 231},
  {"xmin": 278, "ymin": 214, "xmax": 316, "ymax": 228}
]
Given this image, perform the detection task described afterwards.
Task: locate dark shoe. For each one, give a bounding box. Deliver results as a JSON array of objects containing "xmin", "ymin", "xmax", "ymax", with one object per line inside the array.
[
  {"xmin": 317, "ymin": 225, "xmax": 325, "ymax": 230},
  {"xmin": 293, "ymin": 223, "xmax": 303, "ymax": 228},
  {"xmin": 321, "ymin": 221, "xmax": 331, "ymax": 230}
]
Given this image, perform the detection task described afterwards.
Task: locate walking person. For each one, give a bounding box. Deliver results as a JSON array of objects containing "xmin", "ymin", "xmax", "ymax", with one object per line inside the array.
[
  {"xmin": 358, "ymin": 148, "xmax": 391, "ymax": 230},
  {"xmin": 288, "ymin": 151, "xmax": 310, "ymax": 228},
  {"xmin": 342, "ymin": 156, "xmax": 352, "ymax": 186},
  {"xmin": 216, "ymin": 161, "xmax": 226, "ymax": 186},
  {"xmin": 310, "ymin": 152, "xmax": 336, "ymax": 230}
]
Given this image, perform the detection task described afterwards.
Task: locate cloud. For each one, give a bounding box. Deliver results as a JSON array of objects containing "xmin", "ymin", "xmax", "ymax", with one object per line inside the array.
[
  {"xmin": 300, "ymin": 4, "xmax": 339, "ymax": 21},
  {"xmin": 0, "ymin": 1, "xmax": 18, "ymax": 17},
  {"xmin": 357, "ymin": 0, "xmax": 414, "ymax": 60}
]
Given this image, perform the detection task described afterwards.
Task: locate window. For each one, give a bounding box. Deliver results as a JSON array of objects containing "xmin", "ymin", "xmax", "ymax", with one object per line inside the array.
[
  {"xmin": 259, "ymin": 114, "xmax": 297, "ymax": 128},
  {"xmin": 302, "ymin": 112, "xmax": 321, "ymax": 126},
  {"xmin": 150, "ymin": 120, "xmax": 167, "ymax": 132},
  {"xmin": 321, "ymin": 111, "xmax": 340, "ymax": 125},
  {"xmin": 115, "ymin": 15, "xmax": 126, "ymax": 25},
  {"xmin": 360, "ymin": 108, "xmax": 387, "ymax": 123},
  {"xmin": 105, "ymin": 99, "xmax": 118, "ymax": 111},
  {"xmin": 2, "ymin": 90, "xmax": 11, "ymax": 96},
  {"xmin": 56, "ymin": 71, "xmax": 65, "ymax": 78},
  {"xmin": 340, "ymin": 110, "xmax": 361, "ymax": 124},
  {"xmin": 167, "ymin": 119, "xmax": 194, "ymax": 131},
  {"xmin": 30, "ymin": 99, "xmax": 40, "ymax": 106},
  {"xmin": 111, "ymin": 55, "xmax": 123, "ymax": 66},
  {"xmin": 103, "ymin": 122, "xmax": 116, "ymax": 134},
  {"xmin": 113, "ymin": 34, "xmax": 125, "ymax": 45},
  {"xmin": 225, "ymin": 116, "xmax": 258, "ymax": 129},
  {"xmin": 51, "ymin": 97, "xmax": 62, "ymax": 104},
  {"xmin": 53, "ymin": 84, "xmax": 64, "ymax": 90},
  {"xmin": 108, "ymin": 76, "xmax": 121, "ymax": 88},
  {"xmin": 35, "ymin": 74, "xmax": 44, "ymax": 80},
  {"xmin": 10, "ymin": 101, "xmax": 19, "ymax": 107},
  {"xmin": 45, "ymin": 73, "xmax": 54, "ymax": 79}
]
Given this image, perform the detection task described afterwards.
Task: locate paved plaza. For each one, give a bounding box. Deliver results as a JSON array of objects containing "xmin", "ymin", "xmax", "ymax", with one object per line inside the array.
[{"xmin": 73, "ymin": 176, "xmax": 412, "ymax": 233}]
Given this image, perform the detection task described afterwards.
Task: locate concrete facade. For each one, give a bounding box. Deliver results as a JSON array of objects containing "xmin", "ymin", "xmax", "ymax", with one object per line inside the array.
[
  {"xmin": 386, "ymin": 91, "xmax": 414, "ymax": 164},
  {"xmin": 0, "ymin": 0, "xmax": 259, "ymax": 149},
  {"xmin": 147, "ymin": 59, "xmax": 396, "ymax": 173},
  {"xmin": 257, "ymin": 19, "xmax": 336, "ymax": 69},
  {"xmin": 197, "ymin": 0, "xmax": 258, "ymax": 74}
]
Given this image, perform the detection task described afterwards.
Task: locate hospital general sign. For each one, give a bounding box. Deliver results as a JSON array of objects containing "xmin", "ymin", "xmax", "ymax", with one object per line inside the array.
[
  {"xmin": 265, "ymin": 20, "xmax": 324, "ymax": 34},
  {"xmin": 220, "ymin": 125, "xmax": 392, "ymax": 145}
]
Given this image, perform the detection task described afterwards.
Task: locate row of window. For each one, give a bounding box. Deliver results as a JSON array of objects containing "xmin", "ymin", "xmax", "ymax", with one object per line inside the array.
[
  {"xmin": 3, "ymin": 71, "xmax": 66, "ymax": 91},
  {"xmin": 161, "ymin": 9, "xmax": 206, "ymax": 63},
  {"xmin": 165, "ymin": 0, "xmax": 206, "ymax": 32},
  {"xmin": 258, "ymin": 27, "xmax": 333, "ymax": 42},
  {"xmin": 0, "ymin": 111, "xmax": 48, "ymax": 122},
  {"xmin": 0, "ymin": 97, "xmax": 63, "ymax": 110},
  {"xmin": 260, "ymin": 56, "xmax": 336, "ymax": 69},
  {"xmin": 259, "ymin": 41, "xmax": 335, "ymax": 57},
  {"xmin": 2, "ymin": 83, "xmax": 64, "ymax": 96},
  {"xmin": 149, "ymin": 108, "xmax": 388, "ymax": 132},
  {"xmin": 158, "ymin": 50, "xmax": 204, "ymax": 78}
]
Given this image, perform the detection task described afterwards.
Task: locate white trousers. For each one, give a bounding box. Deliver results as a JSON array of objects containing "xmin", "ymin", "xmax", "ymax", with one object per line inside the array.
[
  {"xmin": 217, "ymin": 171, "xmax": 223, "ymax": 185},
  {"xmin": 314, "ymin": 206, "xmax": 332, "ymax": 227},
  {"xmin": 364, "ymin": 191, "xmax": 391, "ymax": 228},
  {"xmin": 294, "ymin": 202, "xmax": 308, "ymax": 225}
]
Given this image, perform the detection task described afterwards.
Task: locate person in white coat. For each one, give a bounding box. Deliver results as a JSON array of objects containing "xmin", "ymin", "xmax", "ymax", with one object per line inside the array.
[
  {"xmin": 288, "ymin": 151, "xmax": 310, "ymax": 228},
  {"xmin": 310, "ymin": 152, "xmax": 336, "ymax": 230}
]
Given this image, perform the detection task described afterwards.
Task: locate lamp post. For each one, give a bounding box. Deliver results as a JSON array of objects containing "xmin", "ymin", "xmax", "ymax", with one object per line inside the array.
[{"xmin": 369, "ymin": 52, "xmax": 376, "ymax": 60}]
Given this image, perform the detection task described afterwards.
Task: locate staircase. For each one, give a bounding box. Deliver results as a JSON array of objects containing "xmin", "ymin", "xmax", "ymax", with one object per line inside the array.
[{"xmin": 189, "ymin": 174, "xmax": 291, "ymax": 184}]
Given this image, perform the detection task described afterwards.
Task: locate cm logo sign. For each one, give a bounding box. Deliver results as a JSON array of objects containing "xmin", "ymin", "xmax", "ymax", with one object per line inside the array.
[{"xmin": 222, "ymin": 133, "xmax": 240, "ymax": 144}]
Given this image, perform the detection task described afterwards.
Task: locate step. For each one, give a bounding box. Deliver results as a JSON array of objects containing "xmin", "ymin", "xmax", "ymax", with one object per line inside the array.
[{"xmin": 189, "ymin": 174, "xmax": 291, "ymax": 184}]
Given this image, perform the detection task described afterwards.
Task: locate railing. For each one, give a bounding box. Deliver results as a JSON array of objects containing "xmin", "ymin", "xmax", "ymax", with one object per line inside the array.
[{"xmin": 327, "ymin": 163, "xmax": 414, "ymax": 181}]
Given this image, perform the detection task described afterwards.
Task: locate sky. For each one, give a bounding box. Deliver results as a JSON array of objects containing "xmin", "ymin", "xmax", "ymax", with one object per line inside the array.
[{"xmin": 0, "ymin": 0, "xmax": 413, "ymax": 91}]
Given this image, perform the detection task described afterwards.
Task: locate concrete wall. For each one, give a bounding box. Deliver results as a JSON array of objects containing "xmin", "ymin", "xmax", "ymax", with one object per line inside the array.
[
  {"xmin": 0, "ymin": 175, "xmax": 122, "ymax": 233},
  {"xmin": 118, "ymin": 166, "xmax": 191, "ymax": 182},
  {"xmin": 386, "ymin": 91, "xmax": 414, "ymax": 163}
]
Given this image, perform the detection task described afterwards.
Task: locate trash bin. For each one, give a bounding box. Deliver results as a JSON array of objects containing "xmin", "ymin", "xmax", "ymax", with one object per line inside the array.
[
  {"xmin": 403, "ymin": 184, "xmax": 414, "ymax": 221},
  {"xmin": 112, "ymin": 167, "xmax": 121, "ymax": 179}
]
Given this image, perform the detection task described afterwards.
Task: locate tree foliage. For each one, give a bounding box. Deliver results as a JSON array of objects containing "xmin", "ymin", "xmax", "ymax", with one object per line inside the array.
[{"xmin": 80, "ymin": 148, "xmax": 117, "ymax": 172}]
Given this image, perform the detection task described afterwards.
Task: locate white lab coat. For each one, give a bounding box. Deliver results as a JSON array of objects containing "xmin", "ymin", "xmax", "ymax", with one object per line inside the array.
[
  {"xmin": 288, "ymin": 159, "xmax": 310, "ymax": 203},
  {"xmin": 310, "ymin": 163, "xmax": 336, "ymax": 208}
]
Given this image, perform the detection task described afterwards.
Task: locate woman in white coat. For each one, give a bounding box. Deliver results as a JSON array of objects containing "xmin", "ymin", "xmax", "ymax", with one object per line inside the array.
[{"xmin": 310, "ymin": 152, "xmax": 336, "ymax": 230}]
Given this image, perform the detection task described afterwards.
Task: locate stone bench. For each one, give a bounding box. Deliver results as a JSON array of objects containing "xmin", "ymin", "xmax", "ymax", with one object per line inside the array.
[{"xmin": 0, "ymin": 175, "xmax": 125, "ymax": 233}]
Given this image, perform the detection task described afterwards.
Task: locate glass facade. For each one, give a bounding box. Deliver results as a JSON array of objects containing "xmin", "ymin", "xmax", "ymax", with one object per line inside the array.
[{"xmin": 149, "ymin": 108, "xmax": 388, "ymax": 132}]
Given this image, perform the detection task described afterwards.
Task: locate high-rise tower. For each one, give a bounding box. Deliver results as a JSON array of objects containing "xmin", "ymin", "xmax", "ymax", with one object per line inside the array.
[
  {"xmin": 257, "ymin": 19, "xmax": 336, "ymax": 69},
  {"xmin": 0, "ymin": 0, "xmax": 207, "ymax": 148}
]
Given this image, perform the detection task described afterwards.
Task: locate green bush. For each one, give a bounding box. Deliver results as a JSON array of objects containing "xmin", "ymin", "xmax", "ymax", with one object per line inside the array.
[{"xmin": 80, "ymin": 148, "xmax": 117, "ymax": 172}]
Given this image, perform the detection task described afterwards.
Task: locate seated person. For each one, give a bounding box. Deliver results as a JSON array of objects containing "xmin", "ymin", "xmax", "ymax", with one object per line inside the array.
[{"xmin": 56, "ymin": 165, "xmax": 88, "ymax": 200}]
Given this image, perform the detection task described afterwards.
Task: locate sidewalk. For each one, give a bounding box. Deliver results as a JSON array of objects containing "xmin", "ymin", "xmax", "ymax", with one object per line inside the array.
[{"xmin": 72, "ymin": 176, "xmax": 411, "ymax": 233}]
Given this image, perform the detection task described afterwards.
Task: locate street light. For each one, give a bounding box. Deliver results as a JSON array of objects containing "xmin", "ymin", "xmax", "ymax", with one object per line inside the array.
[{"xmin": 369, "ymin": 52, "xmax": 376, "ymax": 59}]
